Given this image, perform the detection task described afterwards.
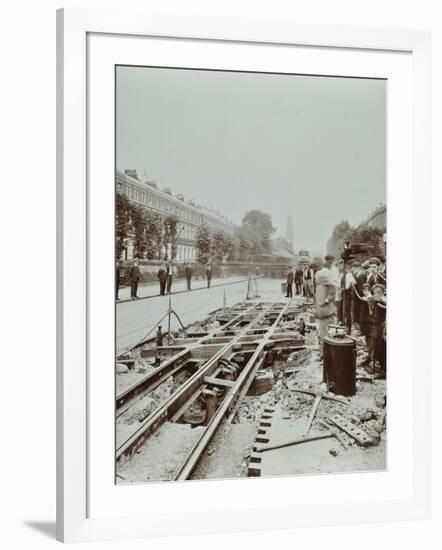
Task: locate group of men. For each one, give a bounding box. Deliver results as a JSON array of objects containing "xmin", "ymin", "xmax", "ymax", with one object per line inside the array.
[
  {"xmin": 285, "ymin": 264, "xmax": 316, "ymax": 299},
  {"xmin": 151, "ymin": 262, "xmax": 213, "ymax": 296},
  {"xmin": 286, "ymin": 254, "xmax": 387, "ymax": 379},
  {"xmin": 115, "ymin": 260, "xmax": 214, "ymax": 300}
]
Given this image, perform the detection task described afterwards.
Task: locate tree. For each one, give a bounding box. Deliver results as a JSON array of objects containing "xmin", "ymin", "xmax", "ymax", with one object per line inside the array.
[
  {"xmin": 145, "ymin": 211, "xmax": 163, "ymax": 259},
  {"xmin": 223, "ymin": 234, "xmax": 238, "ymax": 262},
  {"xmin": 235, "ymin": 225, "xmax": 260, "ymax": 261},
  {"xmin": 241, "ymin": 209, "xmax": 275, "ymax": 255},
  {"xmin": 163, "ymin": 215, "xmax": 178, "ymax": 260},
  {"xmin": 327, "ymin": 219, "xmax": 351, "ymax": 258},
  {"xmin": 195, "ymin": 224, "xmax": 212, "ymax": 264},
  {"xmin": 327, "ymin": 219, "xmax": 385, "ymax": 261},
  {"xmin": 346, "ymin": 223, "xmax": 385, "ymax": 259},
  {"xmin": 130, "ymin": 203, "xmax": 147, "ymax": 257},
  {"xmin": 211, "ymin": 231, "xmax": 227, "ymax": 262},
  {"xmin": 116, "ymin": 192, "xmax": 130, "ymax": 258}
]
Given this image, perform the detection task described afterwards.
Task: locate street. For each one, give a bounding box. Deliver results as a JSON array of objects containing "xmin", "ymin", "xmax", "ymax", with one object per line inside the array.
[
  {"xmin": 116, "ymin": 277, "xmax": 289, "ymax": 354},
  {"xmin": 116, "ymin": 274, "xmax": 249, "ymax": 302}
]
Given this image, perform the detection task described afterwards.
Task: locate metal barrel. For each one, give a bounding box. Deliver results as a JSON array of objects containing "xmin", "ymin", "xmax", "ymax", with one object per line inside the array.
[{"xmin": 323, "ymin": 334, "xmax": 356, "ymax": 396}]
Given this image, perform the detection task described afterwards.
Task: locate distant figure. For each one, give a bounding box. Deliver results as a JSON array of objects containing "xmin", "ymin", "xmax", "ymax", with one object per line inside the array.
[
  {"xmin": 286, "ymin": 267, "xmax": 294, "ymax": 298},
  {"xmin": 155, "ymin": 325, "xmax": 164, "ymax": 366},
  {"xmin": 303, "ymin": 264, "xmax": 315, "ymax": 299},
  {"xmin": 116, "ymin": 260, "xmax": 122, "ymax": 301},
  {"xmin": 166, "ymin": 262, "xmax": 173, "ymax": 294},
  {"xmin": 294, "ymin": 265, "xmax": 303, "ymax": 295},
  {"xmin": 206, "ymin": 266, "xmax": 212, "ymax": 288},
  {"xmin": 185, "ymin": 265, "xmax": 193, "ymax": 290},
  {"xmin": 255, "ymin": 266, "xmax": 260, "ymax": 277},
  {"xmin": 129, "ymin": 259, "xmax": 141, "ymax": 300},
  {"xmin": 157, "ymin": 263, "xmax": 167, "ymax": 296}
]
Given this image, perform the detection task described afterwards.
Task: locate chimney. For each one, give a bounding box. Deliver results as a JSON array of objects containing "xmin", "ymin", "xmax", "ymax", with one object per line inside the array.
[{"xmin": 124, "ymin": 169, "xmax": 139, "ymax": 180}]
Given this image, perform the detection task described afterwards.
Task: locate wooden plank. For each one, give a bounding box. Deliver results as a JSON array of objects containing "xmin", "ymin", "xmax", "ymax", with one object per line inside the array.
[{"xmin": 203, "ymin": 376, "xmax": 235, "ymax": 388}]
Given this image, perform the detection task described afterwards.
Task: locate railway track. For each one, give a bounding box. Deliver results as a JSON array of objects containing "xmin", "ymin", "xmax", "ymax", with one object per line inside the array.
[{"xmin": 116, "ymin": 299, "xmax": 307, "ymax": 481}]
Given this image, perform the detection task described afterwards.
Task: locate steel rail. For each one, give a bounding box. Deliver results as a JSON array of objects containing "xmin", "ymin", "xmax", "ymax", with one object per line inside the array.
[
  {"xmin": 174, "ymin": 300, "xmax": 293, "ymax": 481},
  {"xmin": 116, "ymin": 302, "xmax": 261, "ymax": 416},
  {"xmin": 116, "ymin": 301, "xmax": 275, "ymax": 461}
]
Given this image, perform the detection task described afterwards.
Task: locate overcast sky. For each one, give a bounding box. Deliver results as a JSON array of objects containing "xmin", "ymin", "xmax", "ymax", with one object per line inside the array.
[{"xmin": 116, "ymin": 66, "xmax": 386, "ymax": 254}]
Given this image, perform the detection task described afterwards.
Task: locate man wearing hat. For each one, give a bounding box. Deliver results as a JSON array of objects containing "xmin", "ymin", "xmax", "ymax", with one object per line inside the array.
[
  {"xmin": 314, "ymin": 265, "xmax": 338, "ymax": 358},
  {"xmin": 367, "ymin": 257, "xmax": 382, "ymax": 288},
  {"xmin": 286, "ymin": 266, "xmax": 294, "ymax": 298},
  {"xmin": 352, "ymin": 260, "xmax": 368, "ymax": 325},
  {"xmin": 324, "ymin": 254, "xmax": 340, "ymax": 288}
]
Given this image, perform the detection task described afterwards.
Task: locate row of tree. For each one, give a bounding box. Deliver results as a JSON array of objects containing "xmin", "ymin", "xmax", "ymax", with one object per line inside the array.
[
  {"xmin": 116, "ymin": 192, "xmax": 178, "ymax": 260},
  {"xmin": 195, "ymin": 209, "xmax": 276, "ymax": 264},
  {"xmin": 326, "ymin": 219, "xmax": 386, "ymax": 260},
  {"xmin": 116, "ymin": 191, "xmax": 277, "ymax": 264}
]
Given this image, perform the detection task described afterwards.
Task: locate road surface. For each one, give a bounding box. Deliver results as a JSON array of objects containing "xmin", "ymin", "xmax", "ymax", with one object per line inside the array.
[{"xmin": 116, "ymin": 277, "xmax": 288, "ymax": 355}]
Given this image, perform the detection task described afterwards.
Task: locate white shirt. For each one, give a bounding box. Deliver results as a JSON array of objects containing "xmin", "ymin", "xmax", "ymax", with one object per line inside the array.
[
  {"xmin": 343, "ymin": 272, "xmax": 356, "ymax": 290},
  {"xmin": 326, "ymin": 265, "xmax": 340, "ymax": 288}
]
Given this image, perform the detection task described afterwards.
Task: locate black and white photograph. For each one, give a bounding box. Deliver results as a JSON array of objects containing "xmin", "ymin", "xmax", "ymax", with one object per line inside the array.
[{"xmin": 115, "ymin": 65, "xmax": 387, "ymax": 484}]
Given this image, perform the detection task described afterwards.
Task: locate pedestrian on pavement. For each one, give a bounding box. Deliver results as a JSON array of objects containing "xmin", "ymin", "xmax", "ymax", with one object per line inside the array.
[
  {"xmin": 157, "ymin": 263, "xmax": 167, "ymax": 296},
  {"xmin": 116, "ymin": 259, "xmax": 122, "ymax": 301},
  {"xmin": 294, "ymin": 265, "xmax": 303, "ymax": 295},
  {"xmin": 286, "ymin": 266, "xmax": 294, "ymax": 298},
  {"xmin": 185, "ymin": 265, "xmax": 193, "ymax": 290},
  {"xmin": 129, "ymin": 259, "xmax": 141, "ymax": 300},
  {"xmin": 206, "ymin": 265, "xmax": 212, "ymax": 288},
  {"xmin": 166, "ymin": 262, "xmax": 173, "ymax": 294}
]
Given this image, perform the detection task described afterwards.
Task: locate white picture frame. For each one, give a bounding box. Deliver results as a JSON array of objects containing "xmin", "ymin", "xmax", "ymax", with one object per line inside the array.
[{"xmin": 57, "ymin": 7, "xmax": 430, "ymax": 543}]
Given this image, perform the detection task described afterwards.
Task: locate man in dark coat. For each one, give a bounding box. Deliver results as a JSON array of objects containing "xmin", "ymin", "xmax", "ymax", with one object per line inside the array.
[
  {"xmin": 206, "ymin": 266, "xmax": 212, "ymax": 288},
  {"xmin": 353, "ymin": 261, "xmax": 368, "ymax": 324},
  {"xmin": 185, "ymin": 265, "xmax": 193, "ymax": 290},
  {"xmin": 157, "ymin": 264, "xmax": 167, "ymax": 296},
  {"xmin": 129, "ymin": 259, "xmax": 141, "ymax": 299},
  {"xmin": 367, "ymin": 257, "xmax": 382, "ymax": 288},
  {"xmin": 116, "ymin": 260, "xmax": 122, "ymax": 301},
  {"xmin": 286, "ymin": 267, "xmax": 294, "ymax": 298},
  {"xmin": 166, "ymin": 262, "xmax": 173, "ymax": 294},
  {"xmin": 294, "ymin": 266, "xmax": 303, "ymax": 295},
  {"xmin": 303, "ymin": 264, "xmax": 315, "ymax": 299}
]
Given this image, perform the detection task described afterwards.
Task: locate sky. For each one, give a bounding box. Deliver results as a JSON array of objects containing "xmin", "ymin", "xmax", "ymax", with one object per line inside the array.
[{"xmin": 116, "ymin": 66, "xmax": 386, "ymax": 254}]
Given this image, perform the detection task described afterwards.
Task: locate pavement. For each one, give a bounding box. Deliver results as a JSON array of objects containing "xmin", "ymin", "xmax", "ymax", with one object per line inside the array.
[
  {"xmin": 116, "ymin": 277, "xmax": 288, "ymax": 355},
  {"xmin": 116, "ymin": 275, "xmax": 250, "ymax": 302}
]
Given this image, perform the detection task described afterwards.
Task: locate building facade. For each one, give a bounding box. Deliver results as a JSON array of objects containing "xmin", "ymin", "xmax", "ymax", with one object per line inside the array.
[{"xmin": 117, "ymin": 170, "xmax": 235, "ymax": 262}]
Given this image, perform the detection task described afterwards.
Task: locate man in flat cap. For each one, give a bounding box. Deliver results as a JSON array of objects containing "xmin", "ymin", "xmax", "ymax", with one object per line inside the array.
[
  {"xmin": 323, "ymin": 254, "xmax": 340, "ymax": 288},
  {"xmin": 314, "ymin": 265, "xmax": 338, "ymax": 358},
  {"xmin": 352, "ymin": 260, "xmax": 368, "ymax": 325},
  {"xmin": 367, "ymin": 257, "xmax": 382, "ymax": 288}
]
